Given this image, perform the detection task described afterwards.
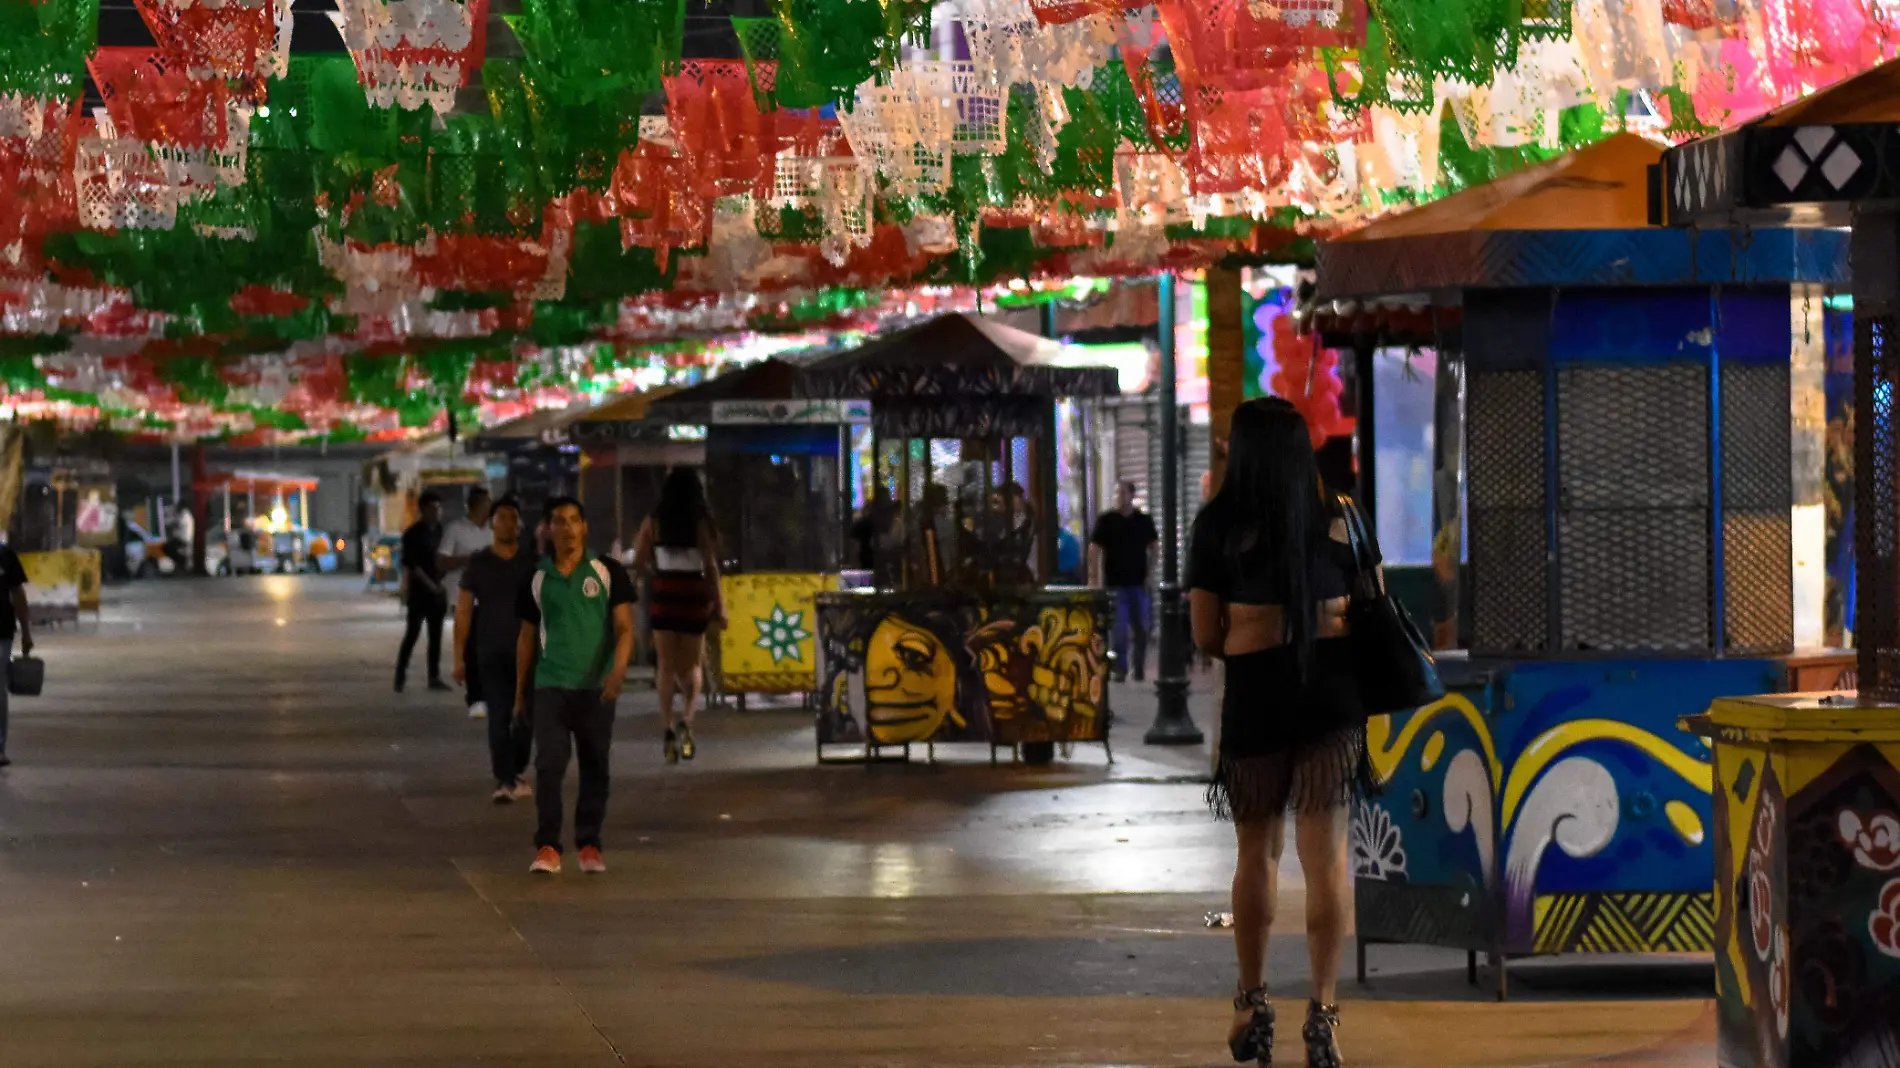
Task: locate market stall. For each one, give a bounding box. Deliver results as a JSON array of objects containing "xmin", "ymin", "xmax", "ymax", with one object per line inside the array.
[
  {"xmin": 797, "ymin": 314, "xmax": 1118, "ymax": 764},
  {"xmin": 1315, "ymin": 133, "xmax": 1855, "ymax": 997},
  {"xmin": 567, "ymin": 385, "xmax": 696, "ymax": 556},
  {"xmin": 647, "ymin": 358, "xmax": 867, "ymax": 706},
  {"xmin": 1656, "ymin": 59, "xmax": 1900, "ymax": 1068},
  {"xmin": 194, "ymin": 472, "xmax": 322, "ymax": 575}
]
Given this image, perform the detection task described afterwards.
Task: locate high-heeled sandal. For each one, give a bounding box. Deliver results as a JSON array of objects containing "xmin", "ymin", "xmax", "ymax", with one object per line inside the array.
[
  {"xmin": 1228, "ymin": 986, "xmax": 1275, "ymax": 1064},
  {"xmin": 1302, "ymin": 1000, "xmax": 1342, "ymax": 1068}
]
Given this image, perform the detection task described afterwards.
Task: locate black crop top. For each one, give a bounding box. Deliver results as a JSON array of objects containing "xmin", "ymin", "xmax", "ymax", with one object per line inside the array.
[{"xmin": 1186, "ymin": 501, "xmax": 1378, "ymax": 606}]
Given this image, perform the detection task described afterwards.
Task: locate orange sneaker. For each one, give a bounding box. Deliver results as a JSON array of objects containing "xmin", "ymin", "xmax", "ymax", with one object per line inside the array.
[
  {"xmin": 577, "ymin": 846, "xmax": 606, "ymax": 874},
  {"xmin": 529, "ymin": 846, "xmax": 561, "ymax": 874}
]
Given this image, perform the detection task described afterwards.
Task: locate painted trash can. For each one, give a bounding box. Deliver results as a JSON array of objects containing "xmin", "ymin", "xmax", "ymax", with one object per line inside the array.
[{"xmin": 1681, "ymin": 696, "xmax": 1900, "ymax": 1068}]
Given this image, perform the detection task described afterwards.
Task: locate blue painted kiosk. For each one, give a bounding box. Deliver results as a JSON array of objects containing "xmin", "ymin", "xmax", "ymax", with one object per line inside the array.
[{"xmin": 1313, "ymin": 133, "xmax": 1854, "ymax": 998}]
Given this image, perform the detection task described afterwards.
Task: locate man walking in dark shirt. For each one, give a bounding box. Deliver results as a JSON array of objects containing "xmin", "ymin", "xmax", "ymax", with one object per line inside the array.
[
  {"xmin": 1090, "ymin": 482, "xmax": 1159, "ymax": 682},
  {"xmin": 395, "ymin": 493, "xmax": 450, "ymax": 692},
  {"xmin": 0, "ymin": 540, "xmax": 33, "ymax": 767},
  {"xmin": 455, "ymin": 496, "xmax": 537, "ymax": 803}
]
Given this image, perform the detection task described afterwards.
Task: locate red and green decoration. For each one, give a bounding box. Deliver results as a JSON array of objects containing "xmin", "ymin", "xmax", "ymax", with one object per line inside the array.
[{"xmin": 4, "ymin": 0, "xmax": 1899, "ymax": 437}]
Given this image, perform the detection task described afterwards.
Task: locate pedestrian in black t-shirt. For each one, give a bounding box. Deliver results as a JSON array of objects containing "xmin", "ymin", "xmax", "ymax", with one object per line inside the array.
[
  {"xmin": 0, "ymin": 542, "xmax": 34, "ymax": 767},
  {"xmin": 1090, "ymin": 482, "xmax": 1159, "ymax": 682},
  {"xmin": 395, "ymin": 493, "xmax": 450, "ymax": 692},
  {"xmin": 455, "ymin": 496, "xmax": 538, "ymax": 802}
]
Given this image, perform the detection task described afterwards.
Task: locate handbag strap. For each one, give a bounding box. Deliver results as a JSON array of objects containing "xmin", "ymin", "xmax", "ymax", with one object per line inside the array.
[{"xmin": 1335, "ymin": 495, "xmax": 1382, "ymax": 599}]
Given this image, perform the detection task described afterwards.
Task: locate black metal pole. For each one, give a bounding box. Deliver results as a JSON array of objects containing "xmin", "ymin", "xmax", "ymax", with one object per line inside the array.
[{"xmin": 1146, "ymin": 271, "xmax": 1203, "ymax": 746}]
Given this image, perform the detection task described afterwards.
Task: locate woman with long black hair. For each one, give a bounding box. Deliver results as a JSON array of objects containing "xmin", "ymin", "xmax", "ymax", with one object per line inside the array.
[
  {"xmin": 1188, "ymin": 397, "xmax": 1381, "ymax": 1068},
  {"xmin": 632, "ymin": 467, "xmax": 726, "ymax": 764}
]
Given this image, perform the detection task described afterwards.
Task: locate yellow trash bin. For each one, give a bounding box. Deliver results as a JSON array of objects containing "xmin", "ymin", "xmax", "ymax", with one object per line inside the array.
[{"xmin": 1681, "ymin": 696, "xmax": 1900, "ymax": 1068}]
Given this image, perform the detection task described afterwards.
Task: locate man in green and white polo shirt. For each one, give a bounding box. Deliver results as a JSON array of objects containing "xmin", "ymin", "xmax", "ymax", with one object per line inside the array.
[{"xmin": 515, "ymin": 496, "xmax": 636, "ymax": 875}]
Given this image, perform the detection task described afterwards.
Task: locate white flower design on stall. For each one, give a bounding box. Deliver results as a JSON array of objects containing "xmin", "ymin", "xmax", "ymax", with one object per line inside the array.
[{"xmin": 1351, "ymin": 802, "xmax": 1408, "ymax": 881}]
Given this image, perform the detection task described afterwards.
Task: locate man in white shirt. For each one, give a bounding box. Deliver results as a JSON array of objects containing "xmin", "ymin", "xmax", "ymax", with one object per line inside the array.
[{"xmin": 437, "ymin": 488, "xmax": 494, "ymax": 718}]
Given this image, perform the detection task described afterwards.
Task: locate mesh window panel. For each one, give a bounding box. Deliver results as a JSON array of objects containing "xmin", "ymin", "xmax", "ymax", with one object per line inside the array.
[
  {"xmin": 1560, "ymin": 509, "xmax": 1711, "ymax": 650},
  {"xmin": 1859, "ymin": 312, "xmax": 1900, "ymax": 698},
  {"xmin": 1467, "ymin": 370, "xmax": 1548, "ymax": 653},
  {"xmin": 1556, "ymin": 365, "xmax": 1711, "ymax": 651},
  {"xmin": 1558, "ymin": 366, "xmax": 1710, "ymax": 509},
  {"xmin": 1721, "ymin": 363, "xmax": 1794, "ymax": 653},
  {"xmin": 708, "ymin": 454, "xmax": 841, "ymax": 572},
  {"xmin": 1469, "ymin": 509, "xmax": 1547, "ymax": 653}
]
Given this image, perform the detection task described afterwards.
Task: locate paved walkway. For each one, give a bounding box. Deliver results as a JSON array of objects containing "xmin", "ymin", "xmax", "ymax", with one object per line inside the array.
[{"xmin": 0, "ymin": 577, "xmax": 1715, "ymax": 1067}]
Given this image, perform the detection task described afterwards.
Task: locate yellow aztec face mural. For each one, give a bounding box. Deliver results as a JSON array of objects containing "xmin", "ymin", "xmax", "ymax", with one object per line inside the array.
[
  {"xmin": 863, "ymin": 614, "xmax": 960, "ymax": 744},
  {"xmin": 813, "ymin": 590, "xmax": 1110, "ymax": 748}
]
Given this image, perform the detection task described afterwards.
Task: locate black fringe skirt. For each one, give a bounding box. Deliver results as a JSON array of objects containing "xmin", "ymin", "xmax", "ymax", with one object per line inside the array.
[{"xmin": 1207, "ymin": 640, "xmax": 1378, "ymax": 823}]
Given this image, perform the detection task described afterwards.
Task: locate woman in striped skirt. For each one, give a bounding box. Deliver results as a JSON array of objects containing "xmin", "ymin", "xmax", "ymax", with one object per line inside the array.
[{"xmin": 633, "ymin": 467, "xmax": 725, "ymax": 763}]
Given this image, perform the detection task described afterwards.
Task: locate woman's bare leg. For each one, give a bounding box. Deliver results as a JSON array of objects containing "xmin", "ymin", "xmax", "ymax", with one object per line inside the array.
[
  {"xmin": 1232, "ymin": 814, "xmax": 1286, "ymax": 1042},
  {"xmin": 655, "ymin": 632, "xmax": 679, "ymax": 730},
  {"xmin": 677, "ymin": 633, "xmax": 706, "ymax": 726},
  {"xmin": 1294, "ymin": 802, "xmax": 1351, "ymax": 1004}
]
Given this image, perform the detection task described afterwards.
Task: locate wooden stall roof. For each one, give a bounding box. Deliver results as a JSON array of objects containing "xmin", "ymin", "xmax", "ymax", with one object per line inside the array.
[
  {"xmin": 652, "ymin": 359, "xmax": 798, "ymax": 409},
  {"xmin": 1322, "ymin": 130, "xmax": 1847, "ymax": 300},
  {"xmin": 1335, "ymin": 132, "xmax": 1661, "ymax": 242},
  {"xmin": 194, "ymin": 471, "xmax": 319, "ymax": 494},
  {"xmin": 575, "ymin": 385, "xmax": 680, "ymax": 423},
  {"xmin": 475, "ymin": 399, "xmax": 602, "ymax": 444},
  {"xmin": 796, "ymin": 313, "xmax": 1118, "ymax": 400}
]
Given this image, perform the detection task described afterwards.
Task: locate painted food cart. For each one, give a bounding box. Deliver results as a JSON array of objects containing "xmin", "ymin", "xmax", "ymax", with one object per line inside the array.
[
  {"xmin": 646, "ymin": 358, "xmax": 867, "ymax": 706},
  {"xmin": 196, "ymin": 471, "xmax": 321, "ymax": 575},
  {"xmin": 1656, "ymin": 59, "xmax": 1900, "ymax": 1068},
  {"xmin": 1314, "ymin": 133, "xmax": 1855, "ymax": 997},
  {"xmin": 796, "ymin": 314, "xmax": 1119, "ymax": 763}
]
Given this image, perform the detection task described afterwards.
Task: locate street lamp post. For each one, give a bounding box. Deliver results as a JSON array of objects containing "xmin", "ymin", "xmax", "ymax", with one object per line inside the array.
[{"xmin": 1144, "ymin": 271, "xmax": 1203, "ymax": 746}]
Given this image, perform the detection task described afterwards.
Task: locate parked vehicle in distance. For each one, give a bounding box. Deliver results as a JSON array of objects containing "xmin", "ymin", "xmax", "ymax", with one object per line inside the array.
[
  {"xmin": 300, "ymin": 530, "xmax": 342, "ymax": 573},
  {"xmin": 208, "ymin": 529, "xmax": 261, "ymax": 575},
  {"xmin": 123, "ymin": 521, "xmax": 175, "ymax": 578}
]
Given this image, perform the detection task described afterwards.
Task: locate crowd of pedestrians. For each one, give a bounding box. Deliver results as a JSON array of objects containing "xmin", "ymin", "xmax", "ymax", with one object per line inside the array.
[{"xmin": 395, "ymin": 478, "xmax": 711, "ymax": 875}]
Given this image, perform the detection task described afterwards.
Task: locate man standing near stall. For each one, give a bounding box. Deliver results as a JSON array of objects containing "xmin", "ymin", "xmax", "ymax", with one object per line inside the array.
[
  {"xmin": 0, "ymin": 537, "xmax": 33, "ymax": 767},
  {"xmin": 455, "ymin": 496, "xmax": 536, "ymax": 803},
  {"xmin": 438, "ymin": 488, "xmax": 494, "ymax": 717},
  {"xmin": 1090, "ymin": 481, "xmax": 1159, "ymax": 682},
  {"xmin": 395, "ymin": 493, "xmax": 449, "ymax": 692},
  {"xmin": 516, "ymin": 498, "xmax": 636, "ymax": 875}
]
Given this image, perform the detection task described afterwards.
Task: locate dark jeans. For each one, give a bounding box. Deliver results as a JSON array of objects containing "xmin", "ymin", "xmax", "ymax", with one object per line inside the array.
[
  {"xmin": 463, "ymin": 629, "xmax": 483, "ymax": 707},
  {"xmin": 396, "ymin": 590, "xmax": 446, "ymax": 685},
  {"xmin": 532, "ymin": 687, "xmax": 617, "ymax": 852},
  {"xmin": 0, "ymin": 651, "xmax": 10, "ymax": 755},
  {"xmin": 479, "ymin": 651, "xmax": 532, "ymax": 786},
  {"xmin": 1111, "ymin": 586, "xmax": 1152, "ymax": 680}
]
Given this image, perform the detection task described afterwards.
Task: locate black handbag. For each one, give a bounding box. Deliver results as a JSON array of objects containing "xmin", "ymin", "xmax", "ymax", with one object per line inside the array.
[
  {"xmin": 1338, "ymin": 497, "xmax": 1444, "ymax": 714},
  {"xmin": 9, "ymin": 655, "xmax": 43, "ymax": 697}
]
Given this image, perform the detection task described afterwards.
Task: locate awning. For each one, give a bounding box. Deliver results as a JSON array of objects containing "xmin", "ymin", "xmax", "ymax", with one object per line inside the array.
[
  {"xmin": 649, "ymin": 359, "xmax": 866, "ymax": 427},
  {"xmin": 194, "ymin": 471, "xmax": 319, "ymax": 495},
  {"xmin": 1322, "ymin": 132, "xmax": 1846, "ymax": 300},
  {"xmin": 568, "ymin": 385, "xmax": 680, "ymax": 442},
  {"xmin": 796, "ymin": 313, "xmax": 1118, "ymax": 401},
  {"xmin": 472, "ymin": 396, "xmax": 615, "ymax": 449},
  {"xmin": 1655, "ymin": 58, "xmax": 1900, "ymax": 229}
]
